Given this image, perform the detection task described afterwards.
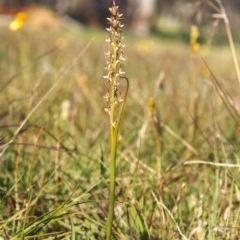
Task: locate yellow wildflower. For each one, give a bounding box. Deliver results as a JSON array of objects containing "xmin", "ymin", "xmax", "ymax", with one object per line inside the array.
[{"xmin": 9, "ymin": 11, "xmax": 27, "ymax": 31}]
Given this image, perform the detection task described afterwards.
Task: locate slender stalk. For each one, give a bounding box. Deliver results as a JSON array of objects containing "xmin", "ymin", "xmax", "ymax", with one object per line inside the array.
[
  {"xmin": 223, "ymin": 13, "xmax": 240, "ymax": 85},
  {"xmin": 106, "ymin": 131, "xmax": 117, "ymax": 240},
  {"xmin": 103, "ymin": 2, "xmax": 128, "ymax": 239},
  {"xmin": 213, "ymin": 0, "xmax": 240, "ymax": 85},
  {"xmin": 106, "ymin": 77, "xmax": 129, "ymax": 240}
]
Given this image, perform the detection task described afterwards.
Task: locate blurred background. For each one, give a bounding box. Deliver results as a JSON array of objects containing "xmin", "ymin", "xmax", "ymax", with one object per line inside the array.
[{"xmin": 1, "ymin": 0, "xmax": 240, "ymax": 37}]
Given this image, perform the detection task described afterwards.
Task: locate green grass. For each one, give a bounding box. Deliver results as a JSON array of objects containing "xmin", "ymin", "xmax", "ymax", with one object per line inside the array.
[{"xmin": 0, "ymin": 20, "xmax": 240, "ymax": 240}]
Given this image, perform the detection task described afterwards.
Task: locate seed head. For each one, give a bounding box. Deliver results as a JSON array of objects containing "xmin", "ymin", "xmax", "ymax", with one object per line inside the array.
[
  {"xmin": 190, "ymin": 25, "xmax": 200, "ymax": 54},
  {"xmin": 104, "ymin": 1, "xmax": 126, "ymax": 108}
]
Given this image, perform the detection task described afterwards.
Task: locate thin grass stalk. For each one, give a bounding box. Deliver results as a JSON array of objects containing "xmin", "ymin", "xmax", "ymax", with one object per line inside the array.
[
  {"xmin": 151, "ymin": 191, "xmax": 189, "ymax": 240},
  {"xmin": 213, "ymin": 0, "xmax": 240, "ymax": 85},
  {"xmin": 148, "ymin": 97, "xmax": 162, "ymax": 178}
]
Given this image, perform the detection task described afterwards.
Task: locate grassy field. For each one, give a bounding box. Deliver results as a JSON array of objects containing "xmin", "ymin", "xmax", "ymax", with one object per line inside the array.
[{"xmin": 0, "ymin": 11, "xmax": 240, "ymax": 240}]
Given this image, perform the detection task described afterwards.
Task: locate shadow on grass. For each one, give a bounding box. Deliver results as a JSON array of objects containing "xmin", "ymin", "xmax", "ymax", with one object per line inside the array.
[{"xmin": 140, "ymin": 232, "xmax": 160, "ymax": 240}]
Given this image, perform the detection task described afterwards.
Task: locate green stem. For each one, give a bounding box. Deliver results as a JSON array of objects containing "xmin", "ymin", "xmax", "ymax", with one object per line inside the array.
[
  {"xmin": 106, "ymin": 131, "xmax": 117, "ymax": 240},
  {"xmin": 106, "ymin": 77, "xmax": 129, "ymax": 240}
]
